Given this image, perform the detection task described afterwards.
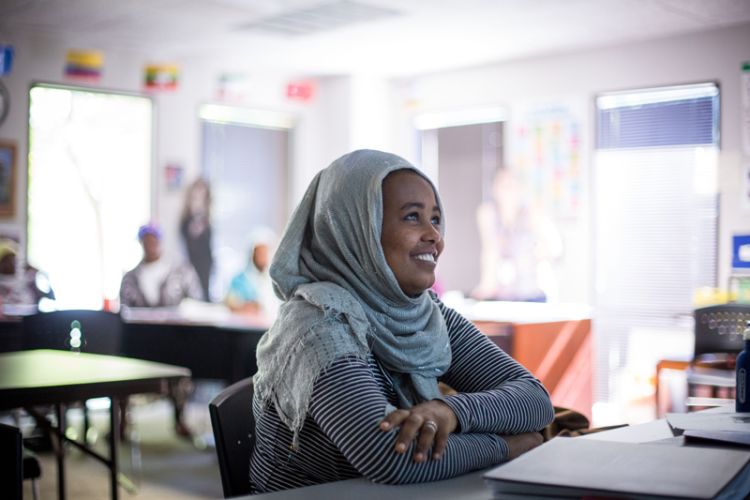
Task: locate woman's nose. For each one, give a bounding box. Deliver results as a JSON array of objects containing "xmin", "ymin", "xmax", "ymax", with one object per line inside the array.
[{"xmin": 422, "ymin": 222, "xmax": 441, "ymax": 242}]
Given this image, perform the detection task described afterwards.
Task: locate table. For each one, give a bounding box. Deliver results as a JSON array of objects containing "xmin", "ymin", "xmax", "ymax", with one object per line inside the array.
[
  {"xmin": 121, "ymin": 307, "xmax": 268, "ymax": 384},
  {"xmin": 243, "ymin": 406, "xmax": 748, "ymax": 500},
  {"xmin": 0, "ymin": 349, "xmax": 191, "ymax": 500}
]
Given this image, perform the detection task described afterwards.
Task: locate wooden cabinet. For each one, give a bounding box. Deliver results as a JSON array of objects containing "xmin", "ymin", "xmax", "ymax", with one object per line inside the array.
[{"xmin": 473, "ymin": 317, "xmax": 593, "ymax": 421}]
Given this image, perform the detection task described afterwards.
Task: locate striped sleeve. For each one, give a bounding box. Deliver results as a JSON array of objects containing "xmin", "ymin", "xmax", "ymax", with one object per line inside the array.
[
  {"xmin": 436, "ymin": 300, "xmax": 555, "ymax": 435},
  {"xmin": 308, "ymin": 356, "xmax": 509, "ymax": 485}
]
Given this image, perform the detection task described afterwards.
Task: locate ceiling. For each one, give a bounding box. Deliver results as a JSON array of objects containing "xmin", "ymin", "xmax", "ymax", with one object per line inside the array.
[{"xmin": 1, "ymin": 0, "xmax": 749, "ymax": 77}]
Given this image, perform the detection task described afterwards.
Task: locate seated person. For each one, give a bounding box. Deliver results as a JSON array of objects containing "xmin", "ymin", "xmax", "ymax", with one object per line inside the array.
[
  {"xmin": 0, "ymin": 238, "xmax": 55, "ymax": 310},
  {"xmin": 225, "ymin": 230, "xmax": 280, "ymax": 320},
  {"xmin": 251, "ymin": 150, "xmax": 554, "ymax": 493},
  {"xmin": 119, "ymin": 223, "xmax": 201, "ymax": 438},
  {"xmin": 119, "ymin": 223, "xmax": 203, "ymax": 308}
]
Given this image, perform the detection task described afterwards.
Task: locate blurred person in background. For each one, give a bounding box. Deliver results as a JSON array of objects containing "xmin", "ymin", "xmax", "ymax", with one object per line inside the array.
[
  {"xmin": 180, "ymin": 178, "xmax": 213, "ymax": 301},
  {"xmin": 0, "ymin": 237, "xmax": 55, "ymax": 312},
  {"xmin": 225, "ymin": 228, "xmax": 280, "ymax": 321},
  {"xmin": 120, "ymin": 223, "xmax": 203, "ymax": 308},
  {"xmin": 118, "ymin": 223, "xmax": 202, "ymax": 437},
  {"xmin": 472, "ymin": 168, "xmax": 563, "ymax": 302}
]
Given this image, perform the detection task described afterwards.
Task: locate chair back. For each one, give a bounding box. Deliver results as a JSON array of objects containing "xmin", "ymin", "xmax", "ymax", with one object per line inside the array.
[
  {"xmin": 209, "ymin": 377, "xmax": 256, "ymax": 498},
  {"xmin": 693, "ymin": 304, "xmax": 750, "ymax": 358},
  {"xmin": 21, "ymin": 309, "xmax": 123, "ymax": 355},
  {"xmin": 0, "ymin": 423, "xmax": 23, "ymax": 500}
]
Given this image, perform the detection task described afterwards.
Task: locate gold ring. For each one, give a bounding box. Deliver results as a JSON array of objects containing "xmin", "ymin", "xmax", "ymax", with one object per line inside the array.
[{"xmin": 423, "ymin": 420, "xmax": 438, "ymax": 433}]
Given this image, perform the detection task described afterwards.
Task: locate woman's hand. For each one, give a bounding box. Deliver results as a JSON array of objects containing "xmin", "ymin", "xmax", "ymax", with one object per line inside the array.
[
  {"xmin": 501, "ymin": 432, "xmax": 544, "ymax": 460},
  {"xmin": 379, "ymin": 400, "xmax": 458, "ymax": 463}
]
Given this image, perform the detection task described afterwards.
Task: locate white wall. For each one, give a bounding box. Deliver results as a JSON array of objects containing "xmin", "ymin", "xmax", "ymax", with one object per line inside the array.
[
  {"xmin": 391, "ymin": 22, "xmax": 750, "ymax": 303},
  {"xmin": 2, "ymin": 23, "xmax": 748, "ymax": 305},
  {"xmin": 0, "ymin": 31, "xmax": 358, "ymax": 261}
]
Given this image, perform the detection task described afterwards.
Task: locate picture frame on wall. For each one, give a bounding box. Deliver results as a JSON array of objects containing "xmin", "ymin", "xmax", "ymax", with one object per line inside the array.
[{"xmin": 0, "ymin": 140, "xmax": 16, "ymax": 217}]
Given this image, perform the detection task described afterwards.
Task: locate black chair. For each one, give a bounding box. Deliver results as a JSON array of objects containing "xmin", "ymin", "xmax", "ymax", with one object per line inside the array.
[
  {"xmin": 209, "ymin": 377, "xmax": 256, "ymax": 498},
  {"xmin": 0, "ymin": 422, "xmax": 41, "ymax": 500},
  {"xmin": 21, "ymin": 309, "xmax": 123, "ymax": 355},
  {"xmin": 687, "ymin": 304, "xmax": 750, "ymax": 401}
]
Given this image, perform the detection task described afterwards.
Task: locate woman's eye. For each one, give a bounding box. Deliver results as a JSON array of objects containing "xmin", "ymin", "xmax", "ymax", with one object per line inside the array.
[
  {"xmin": 404, "ymin": 212, "xmax": 419, "ymax": 221},
  {"xmin": 431, "ymin": 215, "xmax": 441, "ymax": 226}
]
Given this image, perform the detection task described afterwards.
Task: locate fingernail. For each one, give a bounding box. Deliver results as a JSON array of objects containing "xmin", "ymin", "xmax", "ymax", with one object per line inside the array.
[
  {"xmin": 396, "ymin": 443, "xmax": 406, "ymax": 453},
  {"xmin": 380, "ymin": 422, "xmax": 390, "ymax": 430},
  {"xmin": 415, "ymin": 453, "xmax": 424, "ymax": 462},
  {"xmin": 433, "ymin": 453, "xmax": 442, "ymax": 460}
]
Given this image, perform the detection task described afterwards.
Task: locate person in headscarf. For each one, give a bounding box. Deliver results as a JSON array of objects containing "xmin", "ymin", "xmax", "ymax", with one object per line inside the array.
[
  {"xmin": 250, "ymin": 150, "xmax": 553, "ymax": 493},
  {"xmin": 225, "ymin": 227, "xmax": 281, "ymax": 321}
]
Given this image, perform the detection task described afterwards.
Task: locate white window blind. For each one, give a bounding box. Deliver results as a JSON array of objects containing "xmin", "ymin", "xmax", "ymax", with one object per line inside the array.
[{"xmin": 593, "ymin": 83, "xmax": 719, "ymax": 407}]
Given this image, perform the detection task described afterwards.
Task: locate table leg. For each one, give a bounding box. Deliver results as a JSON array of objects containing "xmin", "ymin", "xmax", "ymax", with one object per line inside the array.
[
  {"xmin": 55, "ymin": 404, "xmax": 66, "ymax": 500},
  {"xmin": 109, "ymin": 397, "xmax": 120, "ymax": 500}
]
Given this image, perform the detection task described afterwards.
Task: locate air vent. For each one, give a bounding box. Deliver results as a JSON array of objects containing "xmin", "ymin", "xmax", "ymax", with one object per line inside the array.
[{"xmin": 235, "ymin": 0, "xmax": 401, "ymax": 36}]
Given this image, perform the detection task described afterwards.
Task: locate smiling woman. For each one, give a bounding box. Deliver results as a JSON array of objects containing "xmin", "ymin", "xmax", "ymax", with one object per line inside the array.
[{"xmin": 249, "ymin": 149, "xmax": 554, "ymax": 493}]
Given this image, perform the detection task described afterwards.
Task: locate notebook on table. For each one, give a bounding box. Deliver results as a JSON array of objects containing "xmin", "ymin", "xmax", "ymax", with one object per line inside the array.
[{"xmin": 483, "ymin": 437, "xmax": 750, "ymax": 499}]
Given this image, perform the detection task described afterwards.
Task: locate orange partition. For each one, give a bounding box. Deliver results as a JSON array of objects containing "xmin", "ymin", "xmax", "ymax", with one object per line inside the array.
[{"xmin": 475, "ymin": 319, "xmax": 593, "ymax": 421}]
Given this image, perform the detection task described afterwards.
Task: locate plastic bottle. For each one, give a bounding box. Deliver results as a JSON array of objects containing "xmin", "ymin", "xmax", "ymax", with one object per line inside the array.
[{"xmin": 737, "ymin": 320, "xmax": 750, "ymax": 412}]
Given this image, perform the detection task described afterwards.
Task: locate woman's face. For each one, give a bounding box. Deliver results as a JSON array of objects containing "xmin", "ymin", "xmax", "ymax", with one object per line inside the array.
[{"xmin": 381, "ymin": 170, "xmax": 444, "ymax": 296}]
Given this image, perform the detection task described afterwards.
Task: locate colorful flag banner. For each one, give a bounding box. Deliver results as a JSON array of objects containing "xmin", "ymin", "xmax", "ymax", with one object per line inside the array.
[
  {"xmin": 64, "ymin": 49, "xmax": 103, "ymax": 81},
  {"xmin": 144, "ymin": 64, "xmax": 180, "ymax": 91}
]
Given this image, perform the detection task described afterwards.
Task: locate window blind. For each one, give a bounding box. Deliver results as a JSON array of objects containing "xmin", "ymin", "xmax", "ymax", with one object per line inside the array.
[
  {"xmin": 593, "ymin": 83, "xmax": 719, "ymax": 408},
  {"xmin": 596, "ymin": 83, "xmax": 719, "ymax": 149}
]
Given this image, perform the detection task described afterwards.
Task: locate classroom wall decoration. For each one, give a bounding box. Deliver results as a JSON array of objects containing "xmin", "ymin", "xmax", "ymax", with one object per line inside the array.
[
  {"xmin": 0, "ymin": 45, "xmax": 14, "ymax": 76},
  {"xmin": 742, "ymin": 61, "xmax": 750, "ymax": 156},
  {"xmin": 64, "ymin": 49, "xmax": 103, "ymax": 81},
  {"xmin": 164, "ymin": 162, "xmax": 184, "ymax": 191},
  {"xmin": 510, "ymin": 101, "xmax": 584, "ymax": 221},
  {"xmin": 0, "ymin": 140, "xmax": 16, "ymax": 217},
  {"xmin": 144, "ymin": 63, "xmax": 180, "ymax": 91},
  {"xmin": 286, "ymin": 80, "xmax": 316, "ymax": 102},
  {"xmin": 216, "ymin": 73, "xmax": 253, "ymax": 102}
]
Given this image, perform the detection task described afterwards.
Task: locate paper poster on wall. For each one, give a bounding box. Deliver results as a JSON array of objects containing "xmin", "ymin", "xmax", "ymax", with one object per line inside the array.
[
  {"xmin": 743, "ymin": 163, "xmax": 750, "ymax": 211},
  {"xmin": 510, "ymin": 101, "xmax": 584, "ymax": 220},
  {"xmin": 164, "ymin": 163, "xmax": 184, "ymax": 191},
  {"xmin": 743, "ymin": 61, "xmax": 750, "ymax": 156}
]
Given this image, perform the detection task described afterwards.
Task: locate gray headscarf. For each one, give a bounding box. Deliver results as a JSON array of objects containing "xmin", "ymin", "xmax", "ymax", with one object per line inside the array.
[{"xmin": 253, "ymin": 149, "xmax": 451, "ymax": 445}]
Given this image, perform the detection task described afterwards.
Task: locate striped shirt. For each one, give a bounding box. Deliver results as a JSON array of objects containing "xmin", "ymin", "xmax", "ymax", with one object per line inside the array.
[{"xmin": 250, "ymin": 298, "xmax": 554, "ymax": 493}]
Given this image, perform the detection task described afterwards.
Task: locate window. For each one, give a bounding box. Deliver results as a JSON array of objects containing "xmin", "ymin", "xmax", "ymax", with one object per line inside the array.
[
  {"xmin": 593, "ymin": 83, "xmax": 719, "ymax": 416},
  {"xmin": 27, "ymin": 84, "xmax": 153, "ymax": 309}
]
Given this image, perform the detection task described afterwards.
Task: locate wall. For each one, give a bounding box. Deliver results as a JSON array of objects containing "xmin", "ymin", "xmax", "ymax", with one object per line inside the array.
[
  {"xmin": 0, "ymin": 30, "xmax": 360, "ymax": 261},
  {"xmin": 393, "ymin": 22, "xmax": 750, "ymax": 303},
  {"xmin": 1, "ymin": 23, "xmax": 748, "ymax": 306}
]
